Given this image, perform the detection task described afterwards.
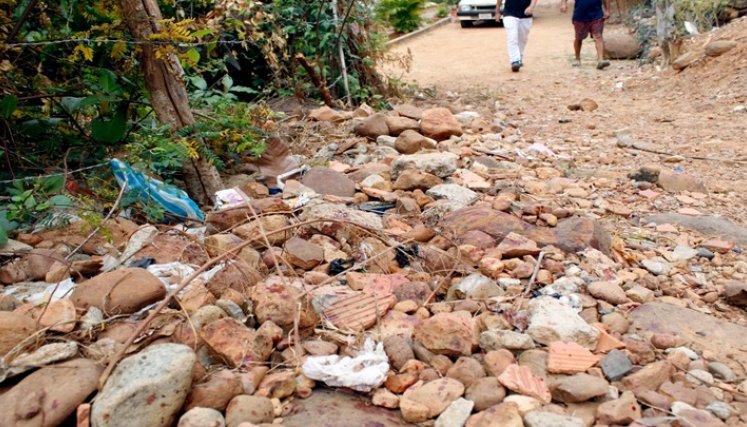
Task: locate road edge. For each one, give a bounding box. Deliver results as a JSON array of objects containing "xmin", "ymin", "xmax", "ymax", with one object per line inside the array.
[{"xmin": 386, "ymin": 17, "xmax": 452, "ymax": 47}]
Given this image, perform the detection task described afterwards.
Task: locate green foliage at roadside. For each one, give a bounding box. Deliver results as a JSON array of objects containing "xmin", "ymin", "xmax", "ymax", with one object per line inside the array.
[{"xmin": 377, "ymin": 0, "xmax": 426, "ymax": 34}]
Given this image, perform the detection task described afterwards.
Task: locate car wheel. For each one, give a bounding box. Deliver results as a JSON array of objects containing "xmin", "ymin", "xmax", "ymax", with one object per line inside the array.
[{"xmin": 460, "ymin": 20, "xmax": 473, "ymax": 28}]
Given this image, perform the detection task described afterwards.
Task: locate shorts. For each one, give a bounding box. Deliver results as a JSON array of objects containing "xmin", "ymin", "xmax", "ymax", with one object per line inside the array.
[{"xmin": 573, "ymin": 18, "xmax": 604, "ymax": 40}]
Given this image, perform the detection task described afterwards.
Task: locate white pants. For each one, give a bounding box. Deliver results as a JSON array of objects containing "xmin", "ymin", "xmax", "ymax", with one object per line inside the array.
[{"xmin": 503, "ymin": 16, "xmax": 532, "ymax": 64}]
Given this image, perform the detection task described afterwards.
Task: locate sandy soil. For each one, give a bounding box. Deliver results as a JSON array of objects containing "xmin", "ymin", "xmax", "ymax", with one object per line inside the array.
[{"xmin": 385, "ymin": 5, "xmax": 747, "ymax": 219}]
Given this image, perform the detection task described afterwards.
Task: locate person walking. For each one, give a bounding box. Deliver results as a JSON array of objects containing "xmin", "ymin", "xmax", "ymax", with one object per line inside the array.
[
  {"xmin": 560, "ymin": 0, "xmax": 611, "ymax": 69},
  {"xmin": 497, "ymin": 0, "xmax": 539, "ymax": 72}
]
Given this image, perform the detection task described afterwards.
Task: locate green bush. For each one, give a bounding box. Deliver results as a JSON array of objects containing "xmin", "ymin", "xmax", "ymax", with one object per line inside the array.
[{"xmin": 377, "ymin": 0, "xmax": 426, "ymax": 34}]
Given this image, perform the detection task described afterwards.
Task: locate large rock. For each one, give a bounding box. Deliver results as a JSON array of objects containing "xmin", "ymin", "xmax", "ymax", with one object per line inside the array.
[
  {"xmin": 299, "ymin": 201, "xmax": 383, "ymax": 241},
  {"xmin": 427, "ymin": 184, "xmax": 479, "ymax": 207},
  {"xmin": 71, "ymin": 268, "xmax": 166, "ymax": 315},
  {"xmin": 0, "ymin": 311, "xmax": 36, "ymax": 356},
  {"xmin": 603, "ymin": 31, "xmax": 642, "ymax": 59},
  {"xmin": 283, "ymin": 388, "xmax": 411, "ymax": 426},
  {"xmin": 550, "ymin": 217, "xmax": 612, "ymax": 255},
  {"xmin": 0, "ymin": 358, "xmax": 101, "ymax": 427},
  {"xmin": 480, "ymin": 330, "xmax": 535, "ymax": 351},
  {"xmin": 527, "ymin": 297, "xmax": 599, "ymax": 349},
  {"xmin": 225, "ymin": 395, "xmax": 274, "ymax": 427},
  {"xmin": 201, "ymin": 318, "xmax": 270, "ymax": 367},
  {"xmin": 466, "ymin": 402, "xmax": 523, "ymax": 427},
  {"xmin": 309, "ymin": 106, "xmax": 346, "ymax": 123},
  {"xmin": 436, "ymin": 398, "xmax": 474, "ymax": 427},
  {"xmin": 395, "ymin": 130, "xmax": 434, "ymax": 154},
  {"xmin": 385, "ymin": 115, "xmax": 420, "ymax": 136},
  {"xmin": 301, "ymin": 168, "xmax": 356, "ymax": 197},
  {"xmin": 550, "ymin": 373, "xmax": 609, "ymax": 403},
  {"xmin": 233, "ymin": 214, "xmax": 291, "ymax": 247},
  {"xmin": 441, "ymin": 207, "xmax": 529, "ymax": 242},
  {"xmin": 523, "ymin": 411, "xmax": 586, "ymax": 427},
  {"xmin": 391, "ymin": 152, "xmax": 459, "ymax": 179},
  {"xmin": 393, "ymin": 169, "xmax": 443, "ymax": 190},
  {"xmin": 622, "ymin": 360, "xmax": 674, "ymax": 391},
  {"xmin": 92, "ymin": 344, "xmax": 196, "ymax": 427},
  {"xmin": 596, "ymin": 391, "xmax": 641, "ymax": 425},
  {"xmin": 629, "ymin": 302, "xmax": 747, "ymax": 373},
  {"xmin": 354, "ymin": 113, "xmax": 389, "ymax": 138},
  {"xmin": 645, "ymin": 213, "xmax": 747, "ymax": 245},
  {"xmin": 420, "ymin": 108, "xmax": 463, "ymax": 141},
  {"xmin": 704, "ymin": 40, "xmax": 737, "ymax": 57},
  {"xmin": 178, "ymin": 408, "xmax": 226, "ymax": 427},
  {"xmin": 657, "ymin": 170, "xmax": 707, "ymax": 193},
  {"xmin": 415, "ymin": 312, "xmax": 476, "ymax": 356},
  {"xmin": 284, "ymin": 237, "xmax": 324, "ymax": 270},
  {"xmin": 184, "ymin": 370, "xmax": 244, "ymax": 411},
  {"xmin": 251, "ymin": 280, "xmax": 319, "ymax": 332},
  {"xmin": 672, "ymin": 51, "xmax": 701, "ymax": 71},
  {"xmin": 401, "ymin": 378, "xmax": 465, "ymax": 422},
  {"xmin": 206, "ymin": 199, "xmax": 290, "ymax": 232}
]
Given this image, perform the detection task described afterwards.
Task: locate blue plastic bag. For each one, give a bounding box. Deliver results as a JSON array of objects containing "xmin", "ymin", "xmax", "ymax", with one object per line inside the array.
[{"xmin": 110, "ymin": 158, "xmax": 205, "ymax": 222}]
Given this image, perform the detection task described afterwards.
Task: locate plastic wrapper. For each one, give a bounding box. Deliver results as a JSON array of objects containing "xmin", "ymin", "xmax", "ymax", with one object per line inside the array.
[{"xmin": 302, "ymin": 338, "xmax": 389, "ymax": 392}]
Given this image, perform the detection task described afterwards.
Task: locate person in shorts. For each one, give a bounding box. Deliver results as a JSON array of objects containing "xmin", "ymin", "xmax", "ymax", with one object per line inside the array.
[
  {"xmin": 497, "ymin": 0, "xmax": 539, "ymax": 72},
  {"xmin": 560, "ymin": 0, "xmax": 611, "ymax": 69}
]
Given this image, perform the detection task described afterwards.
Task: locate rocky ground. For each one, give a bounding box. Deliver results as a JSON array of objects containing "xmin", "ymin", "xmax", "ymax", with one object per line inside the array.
[{"xmin": 0, "ymin": 11, "xmax": 746, "ymax": 427}]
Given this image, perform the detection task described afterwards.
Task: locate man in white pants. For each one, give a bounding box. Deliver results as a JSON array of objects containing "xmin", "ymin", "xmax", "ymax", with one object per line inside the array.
[{"xmin": 497, "ymin": 0, "xmax": 539, "ymax": 72}]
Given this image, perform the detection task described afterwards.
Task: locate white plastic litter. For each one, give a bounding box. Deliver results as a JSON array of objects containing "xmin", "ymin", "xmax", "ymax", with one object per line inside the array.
[
  {"xmin": 302, "ymin": 338, "xmax": 389, "ymax": 392},
  {"xmin": 214, "ymin": 188, "xmax": 251, "ymax": 210},
  {"xmin": 3, "ymin": 278, "xmax": 76, "ymax": 305},
  {"xmin": 519, "ymin": 143, "xmax": 572, "ymax": 160},
  {"xmin": 146, "ymin": 261, "xmax": 225, "ymax": 295}
]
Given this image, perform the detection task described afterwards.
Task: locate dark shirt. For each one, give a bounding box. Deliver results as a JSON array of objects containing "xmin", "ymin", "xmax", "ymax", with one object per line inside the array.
[
  {"xmin": 572, "ymin": 0, "xmax": 604, "ymax": 22},
  {"xmin": 503, "ymin": 0, "xmax": 532, "ymax": 18}
]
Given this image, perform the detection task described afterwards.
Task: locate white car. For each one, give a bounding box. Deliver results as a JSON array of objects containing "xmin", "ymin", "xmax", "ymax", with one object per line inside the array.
[{"xmin": 457, "ymin": 0, "xmax": 504, "ymax": 28}]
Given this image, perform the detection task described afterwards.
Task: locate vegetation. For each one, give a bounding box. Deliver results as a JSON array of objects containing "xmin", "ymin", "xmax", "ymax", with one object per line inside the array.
[
  {"xmin": 0, "ymin": 0, "xmax": 395, "ymax": 239},
  {"xmin": 377, "ymin": 0, "xmax": 426, "ymax": 34}
]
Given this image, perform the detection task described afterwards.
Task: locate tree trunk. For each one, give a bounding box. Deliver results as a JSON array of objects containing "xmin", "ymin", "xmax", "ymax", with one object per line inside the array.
[{"xmin": 119, "ymin": 0, "xmax": 222, "ymax": 206}]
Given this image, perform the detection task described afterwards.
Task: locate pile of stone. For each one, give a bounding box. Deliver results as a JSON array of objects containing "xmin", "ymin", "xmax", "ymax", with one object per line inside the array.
[{"xmin": 0, "ymin": 101, "xmax": 746, "ymax": 427}]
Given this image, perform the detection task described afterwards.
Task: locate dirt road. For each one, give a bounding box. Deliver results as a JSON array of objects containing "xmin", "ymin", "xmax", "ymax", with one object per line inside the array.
[{"xmin": 386, "ymin": 6, "xmax": 747, "ymax": 216}]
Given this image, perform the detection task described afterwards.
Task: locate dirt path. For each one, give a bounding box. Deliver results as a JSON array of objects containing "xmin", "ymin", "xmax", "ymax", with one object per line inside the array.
[{"xmin": 386, "ymin": 5, "xmax": 747, "ymax": 218}]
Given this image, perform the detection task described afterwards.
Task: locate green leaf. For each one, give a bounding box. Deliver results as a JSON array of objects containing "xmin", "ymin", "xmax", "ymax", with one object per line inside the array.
[
  {"xmin": 0, "ymin": 95, "xmax": 17, "ymax": 119},
  {"xmin": 99, "ymin": 70, "xmax": 122, "ymax": 96},
  {"xmin": 190, "ymin": 76, "xmax": 208, "ymax": 91},
  {"xmin": 221, "ymin": 75, "xmax": 234, "ymax": 91},
  {"xmin": 0, "ymin": 226, "xmax": 7, "ymax": 246},
  {"xmin": 24, "ymin": 195, "xmax": 36, "ymax": 209},
  {"xmin": 186, "ymin": 48, "xmax": 200, "ymax": 64},
  {"xmin": 229, "ymin": 85, "xmax": 258, "ymax": 94},
  {"xmin": 49, "ymin": 195, "xmax": 74, "ymax": 207},
  {"xmin": 39, "ymin": 175, "xmax": 64, "ymax": 193},
  {"xmin": 60, "ymin": 97, "xmax": 84, "ymax": 113},
  {"xmin": 191, "ymin": 29, "xmax": 213, "ymax": 38},
  {"xmin": 91, "ymin": 111, "xmax": 128, "ymax": 143}
]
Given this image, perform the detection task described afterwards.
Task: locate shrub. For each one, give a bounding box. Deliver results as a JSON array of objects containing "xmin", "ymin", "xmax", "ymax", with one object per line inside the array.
[{"xmin": 377, "ymin": 0, "xmax": 426, "ymax": 34}]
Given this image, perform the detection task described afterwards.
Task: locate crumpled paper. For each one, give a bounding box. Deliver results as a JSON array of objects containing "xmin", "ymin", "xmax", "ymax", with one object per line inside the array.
[{"xmin": 302, "ymin": 338, "xmax": 389, "ymax": 392}]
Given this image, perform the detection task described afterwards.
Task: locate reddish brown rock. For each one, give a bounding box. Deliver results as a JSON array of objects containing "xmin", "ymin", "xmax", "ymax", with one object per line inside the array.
[
  {"xmin": 184, "ymin": 370, "xmax": 244, "ymax": 411},
  {"xmin": 354, "ymin": 113, "xmax": 389, "ymax": 139},
  {"xmin": 33, "ymin": 299, "xmax": 77, "ymax": 333},
  {"xmin": 497, "ymin": 232, "xmax": 540, "ymax": 258},
  {"xmin": 465, "ymin": 377, "xmax": 507, "ymax": 411},
  {"xmin": 420, "ymin": 108, "xmax": 463, "ymax": 141},
  {"xmin": 255, "ymin": 371, "xmax": 297, "ymax": 399},
  {"xmin": 283, "ymin": 237, "xmax": 324, "ymax": 270},
  {"xmin": 441, "ymin": 207, "xmax": 529, "ymax": 242},
  {"xmin": 400, "ymin": 378, "xmax": 465, "ymax": 422},
  {"xmin": 233, "ymin": 215, "xmax": 291, "ymax": 247},
  {"xmin": 206, "ymin": 199, "xmax": 290, "ymax": 232},
  {"xmin": 71, "ymin": 268, "xmax": 166, "ymax": 315},
  {"xmin": 0, "ymin": 358, "xmax": 102, "ymax": 427},
  {"xmin": 415, "ymin": 312, "xmax": 476, "ymax": 356},
  {"xmin": 447, "ymin": 356, "xmax": 487, "ymax": 388},
  {"xmin": 596, "ymin": 391, "xmax": 641, "ymax": 425},
  {"xmin": 0, "ymin": 311, "xmax": 37, "ymax": 356},
  {"xmin": 393, "ymin": 170, "xmax": 443, "ymax": 191},
  {"xmin": 201, "ymin": 319, "xmax": 270, "ymax": 367},
  {"xmin": 386, "ymin": 116, "xmax": 420, "ymax": 136},
  {"xmin": 623, "ymin": 361, "xmax": 674, "ymax": 392},
  {"xmin": 225, "ymin": 395, "xmax": 274, "ymax": 427},
  {"xmin": 301, "ymin": 167, "xmax": 356, "ymax": 197},
  {"xmin": 549, "ymin": 373, "xmax": 609, "ymax": 403},
  {"xmin": 465, "ymin": 402, "xmax": 523, "ymax": 427},
  {"xmin": 251, "ymin": 280, "xmax": 319, "ymax": 332}
]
